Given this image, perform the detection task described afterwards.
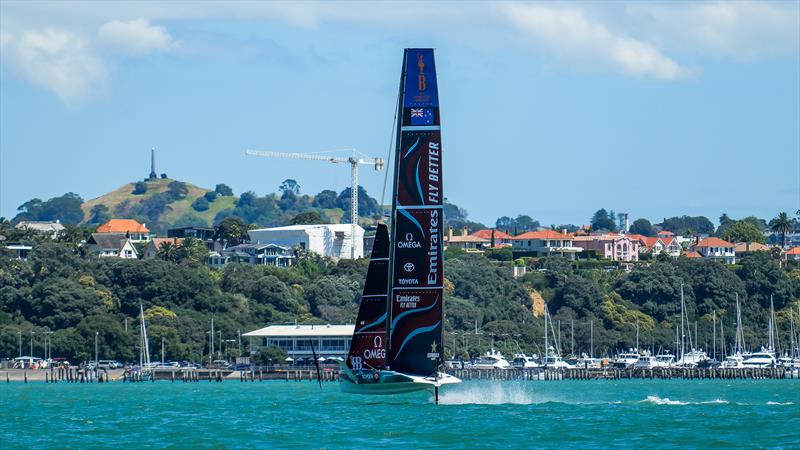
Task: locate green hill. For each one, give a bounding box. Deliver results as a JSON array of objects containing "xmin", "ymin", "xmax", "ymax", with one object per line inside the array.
[{"xmin": 81, "ymin": 179, "xmax": 235, "ymax": 232}]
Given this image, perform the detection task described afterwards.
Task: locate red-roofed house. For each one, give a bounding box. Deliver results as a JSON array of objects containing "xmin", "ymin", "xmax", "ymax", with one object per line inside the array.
[
  {"xmin": 445, "ymin": 227, "xmax": 489, "ymax": 252},
  {"xmin": 572, "ymin": 234, "xmax": 639, "ymax": 261},
  {"xmin": 692, "ymin": 237, "xmax": 736, "ymax": 264},
  {"xmin": 784, "ymin": 247, "xmax": 800, "ymax": 261},
  {"xmin": 511, "ymin": 230, "xmax": 582, "ymax": 259},
  {"xmin": 684, "ymin": 250, "xmax": 703, "ymax": 258},
  {"xmin": 470, "ymin": 229, "xmax": 513, "ymax": 247},
  {"xmin": 657, "ymin": 230, "xmax": 675, "ymax": 238},
  {"xmin": 96, "ymin": 219, "xmax": 151, "ymax": 242}
]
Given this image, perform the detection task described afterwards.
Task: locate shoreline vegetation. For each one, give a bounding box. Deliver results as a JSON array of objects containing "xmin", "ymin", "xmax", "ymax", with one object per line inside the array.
[{"xmin": 1, "ymin": 237, "xmax": 798, "ymax": 365}]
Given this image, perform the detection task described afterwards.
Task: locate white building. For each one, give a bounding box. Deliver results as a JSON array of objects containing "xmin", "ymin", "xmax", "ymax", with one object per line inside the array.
[
  {"xmin": 248, "ymin": 224, "xmax": 364, "ymax": 260},
  {"xmin": 15, "ymin": 220, "xmax": 65, "ymax": 239},
  {"xmin": 243, "ymin": 324, "xmax": 354, "ymax": 363},
  {"xmin": 692, "ymin": 237, "xmax": 736, "ymax": 264}
]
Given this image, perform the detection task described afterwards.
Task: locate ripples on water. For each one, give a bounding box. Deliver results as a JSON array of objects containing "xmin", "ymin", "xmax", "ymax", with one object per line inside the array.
[{"xmin": 1, "ymin": 380, "xmax": 798, "ymax": 449}]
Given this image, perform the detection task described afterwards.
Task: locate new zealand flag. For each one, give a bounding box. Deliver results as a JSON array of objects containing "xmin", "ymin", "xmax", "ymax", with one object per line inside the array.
[{"xmin": 410, "ymin": 108, "xmax": 434, "ymax": 125}]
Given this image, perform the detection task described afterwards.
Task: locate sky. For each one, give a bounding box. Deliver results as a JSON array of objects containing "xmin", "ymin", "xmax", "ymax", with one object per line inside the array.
[{"xmin": 1, "ymin": 1, "xmax": 798, "ymax": 227}]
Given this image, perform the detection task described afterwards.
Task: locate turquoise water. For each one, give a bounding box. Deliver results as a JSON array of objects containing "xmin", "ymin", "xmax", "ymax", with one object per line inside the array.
[{"xmin": 1, "ymin": 379, "xmax": 798, "ymax": 449}]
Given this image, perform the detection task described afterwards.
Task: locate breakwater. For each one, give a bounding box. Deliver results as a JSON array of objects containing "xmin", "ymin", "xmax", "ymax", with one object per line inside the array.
[{"xmin": 445, "ymin": 367, "xmax": 800, "ymax": 381}]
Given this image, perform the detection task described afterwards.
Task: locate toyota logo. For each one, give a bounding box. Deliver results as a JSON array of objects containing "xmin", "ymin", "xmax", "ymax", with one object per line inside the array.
[{"xmin": 403, "ymin": 262, "xmax": 415, "ymax": 272}]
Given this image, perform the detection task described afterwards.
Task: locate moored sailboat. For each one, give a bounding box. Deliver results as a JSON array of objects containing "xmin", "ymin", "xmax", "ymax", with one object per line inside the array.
[{"xmin": 338, "ymin": 49, "xmax": 460, "ymax": 400}]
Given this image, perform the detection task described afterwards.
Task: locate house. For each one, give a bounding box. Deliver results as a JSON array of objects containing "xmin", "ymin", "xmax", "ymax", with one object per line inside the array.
[
  {"xmin": 657, "ymin": 230, "xmax": 675, "ymax": 239},
  {"xmin": 86, "ymin": 233, "xmax": 138, "ymax": 258},
  {"xmin": 242, "ymin": 324, "xmax": 354, "ymax": 363},
  {"xmin": 635, "ymin": 236, "xmax": 681, "ymax": 258},
  {"xmin": 511, "ymin": 230, "xmax": 582, "ymax": 259},
  {"xmin": 684, "ymin": 250, "xmax": 703, "ymax": 259},
  {"xmin": 247, "ymin": 224, "xmax": 364, "ymax": 260},
  {"xmin": 5, "ymin": 244, "xmax": 33, "ymax": 260},
  {"xmin": 784, "ymin": 247, "xmax": 800, "ymax": 261},
  {"xmin": 167, "ymin": 226, "xmax": 216, "ymax": 250},
  {"xmin": 445, "ymin": 227, "xmax": 489, "ymax": 252},
  {"xmin": 96, "ymin": 219, "xmax": 151, "ymax": 242},
  {"xmin": 691, "ymin": 237, "xmax": 736, "ymax": 264},
  {"xmin": 734, "ymin": 242, "xmax": 771, "ymax": 258},
  {"xmin": 209, "ymin": 243, "xmax": 295, "ymax": 268},
  {"xmin": 143, "ymin": 237, "xmax": 184, "ymax": 259},
  {"xmin": 14, "ymin": 220, "xmax": 65, "ymax": 239},
  {"xmin": 470, "ymin": 229, "xmax": 513, "ymax": 247},
  {"xmin": 572, "ymin": 234, "xmax": 639, "ymax": 261}
]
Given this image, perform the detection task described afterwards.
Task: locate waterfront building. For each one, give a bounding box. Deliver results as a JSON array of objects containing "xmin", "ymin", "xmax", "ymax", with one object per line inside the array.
[
  {"xmin": 572, "ymin": 234, "xmax": 639, "ymax": 261},
  {"xmin": 208, "ymin": 243, "xmax": 294, "ymax": 268},
  {"xmin": 85, "ymin": 233, "xmax": 138, "ymax": 258},
  {"xmin": 691, "ymin": 237, "xmax": 736, "ymax": 264},
  {"xmin": 96, "ymin": 219, "xmax": 151, "ymax": 242},
  {"xmin": 243, "ymin": 324, "xmax": 355, "ymax": 363},
  {"xmin": 14, "ymin": 220, "xmax": 65, "ymax": 239},
  {"xmin": 247, "ymin": 224, "xmax": 364, "ymax": 260},
  {"xmin": 511, "ymin": 229, "xmax": 582, "ymax": 259}
]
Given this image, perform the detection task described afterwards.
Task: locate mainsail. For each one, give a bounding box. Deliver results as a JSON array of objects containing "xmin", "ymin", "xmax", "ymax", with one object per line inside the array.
[
  {"xmin": 386, "ymin": 48, "xmax": 444, "ymax": 376},
  {"xmin": 346, "ymin": 224, "xmax": 390, "ymax": 371}
]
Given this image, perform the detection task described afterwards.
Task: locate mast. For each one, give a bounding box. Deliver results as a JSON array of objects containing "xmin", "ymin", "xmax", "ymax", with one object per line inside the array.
[
  {"xmin": 769, "ymin": 294, "xmax": 776, "ymax": 353},
  {"xmin": 720, "ymin": 317, "xmax": 725, "ymax": 359},
  {"xmin": 713, "ymin": 310, "xmax": 716, "ymax": 361},
  {"xmin": 544, "ymin": 306, "xmax": 548, "ymax": 363},
  {"xmin": 680, "ymin": 283, "xmax": 685, "ymax": 360},
  {"xmin": 590, "ymin": 319, "xmax": 593, "ymax": 359},
  {"xmin": 386, "ymin": 49, "xmax": 445, "ymax": 376},
  {"xmin": 570, "ymin": 319, "xmax": 574, "ymax": 356}
]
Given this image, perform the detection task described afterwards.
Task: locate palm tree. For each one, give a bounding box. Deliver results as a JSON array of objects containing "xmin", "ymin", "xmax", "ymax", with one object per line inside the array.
[
  {"xmin": 771, "ymin": 212, "xmax": 792, "ymax": 248},
  {"xmin": 157, "ymin": 241, "xmax": 177, "ymax": 262}
]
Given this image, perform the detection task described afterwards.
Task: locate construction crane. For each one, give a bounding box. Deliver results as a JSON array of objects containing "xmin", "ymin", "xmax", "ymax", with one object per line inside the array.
[{"xmin": 245, "ymin": 148, "xmax": 385, "ymax": 259}]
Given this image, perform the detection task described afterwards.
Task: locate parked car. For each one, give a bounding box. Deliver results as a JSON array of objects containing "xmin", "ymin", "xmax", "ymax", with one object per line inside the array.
[
  {"xmin": 98, "ymin": 360, "xmax": 121, "ymax": 369},
  {"xmin": 208, "ymin": 360, "xmax": 232, "ymax": 369}
]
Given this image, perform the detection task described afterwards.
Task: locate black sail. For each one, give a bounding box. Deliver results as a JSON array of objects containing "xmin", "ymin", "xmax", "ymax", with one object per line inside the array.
[
  {"xmin": 346, "ymin": 224, "xmax": 389, "ymax": 371},
  {"xmin": 387, "ymin": 49, "xmax": 444, "ymax": 376}
]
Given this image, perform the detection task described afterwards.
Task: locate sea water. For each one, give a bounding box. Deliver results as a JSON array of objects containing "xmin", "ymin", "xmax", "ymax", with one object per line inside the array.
[{"xmin": 1, "ymin": 380, "xmax": 798, "ymax": 448}]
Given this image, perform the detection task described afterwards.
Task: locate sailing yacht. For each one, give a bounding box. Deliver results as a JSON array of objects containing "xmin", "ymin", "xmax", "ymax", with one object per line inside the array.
[
  {"xmin": 135, "ymin": 303, "xmax": 152, "ymax": 380},
  {"xmin": 338, "ymin": 49, "xmax": 460, "ymax": 399}
]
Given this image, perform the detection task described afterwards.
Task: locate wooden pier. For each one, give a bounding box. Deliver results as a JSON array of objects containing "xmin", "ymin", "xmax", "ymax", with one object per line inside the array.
[{"xmin": 445, "ymin": 367, "xmax": 798, "ymax": 381}]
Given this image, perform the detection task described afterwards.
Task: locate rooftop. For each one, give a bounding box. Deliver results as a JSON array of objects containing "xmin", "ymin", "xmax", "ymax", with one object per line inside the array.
[
  {"xmin": 96, "ymin": 219, "xmax": 150, "ymax": 234},
  {"xmin": 693, "ymin": 237, "xmax": 734, "ymax": 248},
  {"xmin": 243, "ymin": 324, "xmax": 355, "ymax": 338},
  {"xmin": 512, "ymin": 230, "xmax": 574, "ymax": 240},
  {"xmin": 471, "ymin": 229, "xmax": 513, "ymax": 240}
]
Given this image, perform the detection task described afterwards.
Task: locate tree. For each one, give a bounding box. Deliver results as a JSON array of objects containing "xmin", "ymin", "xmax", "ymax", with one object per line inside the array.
[
  {"xmin": 659, "ymin": 215, "xmax": 714, "ymax": 236},
  {"xmin": 157, "ymin": 241, "xmax": 178, "ymax": 262},
  {"xmin": 160, "ymin": 173, "xmax": 168, "ymax": 179},
  {"xmin": 87, "ymin": 205, "xmax": 111, "ymax": 225},
  {"xmin": 132, "ymin": 181, "xmax": 148, "ymax": 195},
  {"xmin": 313, "ymin": 190, "xmax": 338, "ymax": 209},
  {"xmin": 215, "ymin": 184, "xmax": 234, "ymax": 196},
  {"xmin": 278, "ymin": 179, "xmax": 300, "ymax": 195},
  {"xmin": 717, "ymin": 213, "xmax": 735, "ymax": 236},
  {"xmin": 215, "ymin": 217, "xmax": 248, "ymax": 245},
  {"xmin": 174, "ymin": 237, "xmax": 209, "ymax": 265},
  {"xmin": 591, "ymin": 209, "xmax": 617, "ymax": 231},
  {"xmin": 14, "ymin": 193, "xmax": 84, "ymax": 224},
  {"xmin": 191, "ymin": 197, "xmax": 210, "ymax": 212},
  {"xmin": 291, "ymin": 211, "xmax": 325, "ymax": 225},
  {"xmin": 253, "ymin": 346, "xmax": 287, "ymax": 365},
  {"xmin": 721, "ymin": 220, "xmax": 765, "ymax": 244},
  {"xmin": 204, "ymin": 191, "xmax": 218, "ymax": 202},
  {"xmin": 167, "ymin": 181, "xmax": 189, "ymax": 199},
  {"xmin": 337, "ymin": 186, "xmax": 380, "ymax": 220},
  {"xmin": 629, "ymin": 218, "xmax": 653, "ymax": 236},
  {"xmin": 770, "ymin": 212, "xmax": 792, "ymax": 247}
]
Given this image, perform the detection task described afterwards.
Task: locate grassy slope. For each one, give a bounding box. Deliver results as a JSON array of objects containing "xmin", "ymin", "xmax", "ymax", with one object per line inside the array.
[
  {"xmin": 81, "ymin": 179, "xmax": 236, "ymax": 227},
  {"xmin": 80, "ymin": 179, "xmax": 348, "ymax": 228}
]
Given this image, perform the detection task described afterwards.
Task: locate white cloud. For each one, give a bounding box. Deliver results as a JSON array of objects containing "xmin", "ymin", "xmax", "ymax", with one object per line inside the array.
[
  {"xmin": 496, "ymin": 3, "xmax": 684, "ymax": 80},
  {"xmin": 627, "ymin": 1, "xmax": 800, "ymax": 61},
  {"xmin": 97, "ymin": 19, "xmax": 179, "ymax": 56},
  {"xmin": 0, "ymin": 28, "xmax": 107, "ymax": 103}
]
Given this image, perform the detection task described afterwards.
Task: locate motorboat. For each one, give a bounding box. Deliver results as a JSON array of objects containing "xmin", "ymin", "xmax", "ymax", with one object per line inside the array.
[
  {"xmin": 654, "ymin": 352, "xmax": 675, "ymax": 367},
  {"xmin": 743, "ymin": 347, "xmax": 776, "ymax": 368},
  {"xmin": 541, "ymin": 347, "xmax": 573, "ymax": 369},
  {"xmin": 471, "ymin": 349, "xmax": 511, "ymax": 369},
  {"xmin": 613, "ymin": 349, "xmax": 640, "ymax": 368},
  {"xmin": 573, "ymin": 353, "xmax": 602, "ymax": 369},
  {"xmin": 511, "ymin": 353, "xmax": 540, "ymax": 369},
  {"xmin": 676, "ymin": 348, "xmax": 708, "ymax": 367},
  {"xmin": 721, "ymin": 353, "xmax": 745, "ymax": 369}
]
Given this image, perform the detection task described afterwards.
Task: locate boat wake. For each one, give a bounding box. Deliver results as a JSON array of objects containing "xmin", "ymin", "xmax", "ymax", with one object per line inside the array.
[
  {"xmin": 641, "ymin": 396, "xmax": 729, "ymax": 406},
  {"xmin": 766, "ymin": 401, "xmax": 794, "ymax": 405},
  {"xmin": 437, "ymin": 383, "xmax": 537, "ymax": 405}
]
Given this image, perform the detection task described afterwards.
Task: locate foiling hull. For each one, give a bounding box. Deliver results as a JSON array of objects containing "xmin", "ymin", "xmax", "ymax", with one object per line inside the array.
[{"xmin": 339, "ymin": 368, "xmax": 460, "ymax": 395}]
